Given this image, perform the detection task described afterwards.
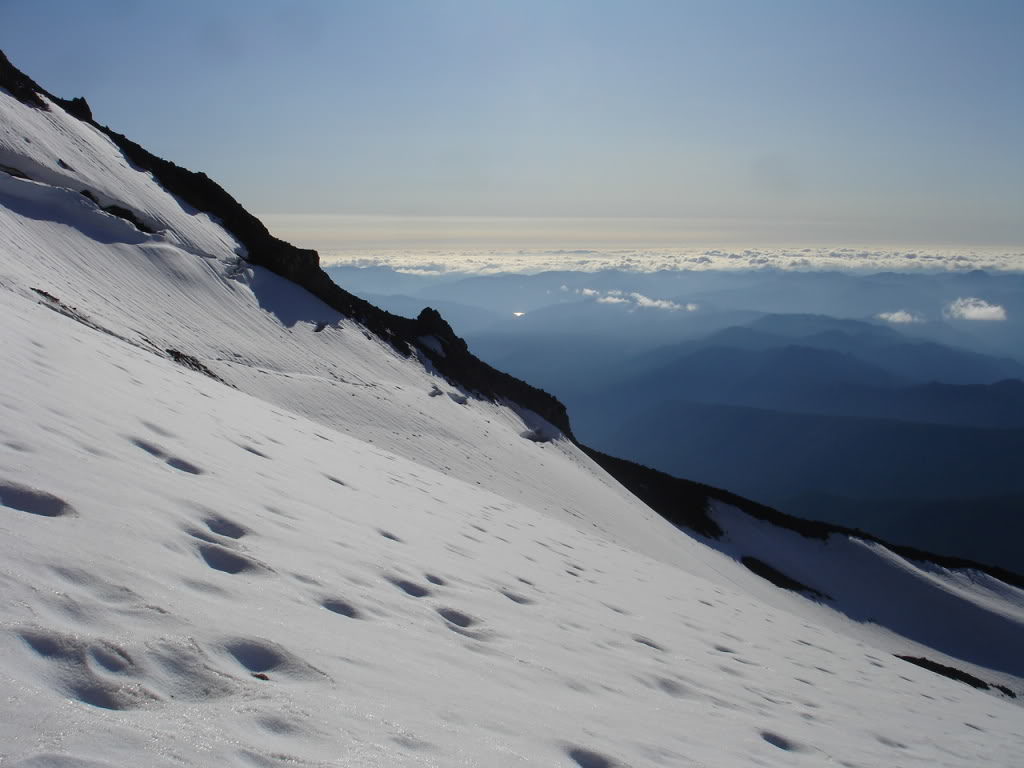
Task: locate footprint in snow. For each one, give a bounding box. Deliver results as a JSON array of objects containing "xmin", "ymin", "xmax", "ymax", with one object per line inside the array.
[
  {"xmin": 565, "ymin": 746, "xmax": 625, "ymax": 768},
  {"xmin": 129, "ymin": 437, "xmax": 203, "ymax": 474},
  {"xmin": 222, "ymin": 637, "xmax": 327, "ymax": 681},
  {"xmin": 18, "ymin": 629, "xmax": 157, "ymax": 711},
  {"xmin": 321, "ymin": 598, "xmax": 361, "ymax": 619},
  {"xmin": 386, "ymin": 577, "xmax": 432, "ymax": 598},
  {"xmin": 633, "ymin": 636, "xmax": 665, "ymax": 652},
  {"xmin": 236, "ymin": 443, "xmax": 269, "ymax": 458},
  {"xmin": 656, "ymin": 677, "xmax": 690, "ymax": 698},
  {"xmin": 197, "ymin": 543, "xmax": 266, "ymax": 575},
  {"xmin": 202, "ymin": 513, "xmax": 247, "ymax": 539},
  {"xmin": 501, "ymin": 589, "xmax": 533, "ymax": 605},
  {"xmin": 0, "ymin": 480, "xmax": 76, "ymax": 517},
  {"xmin": 436, "ymin": 607, "xmax": 494, "ymax": 642},
  {"xmin": 760, "ymin": 731, "xmax": 811, "ymax": 753},
  {"xmin": 436, "ymin": 607, "xmax": 476, "ymax": 628}
]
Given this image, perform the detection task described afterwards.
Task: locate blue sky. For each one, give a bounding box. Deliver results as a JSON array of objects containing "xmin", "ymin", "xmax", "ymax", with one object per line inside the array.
[{"xmin": 2, "ymin": 0, "xmax": 1022, "ymax": 247}]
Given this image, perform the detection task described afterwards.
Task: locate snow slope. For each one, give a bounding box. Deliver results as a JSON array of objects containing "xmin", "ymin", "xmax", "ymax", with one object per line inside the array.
[
  {"xmin": 2, "ymin": 71, "xmax": 1024, "ymax": 766},
  {"xmin": 4, "ymin": 287, "xmax": 1024, "ymax": 767}
]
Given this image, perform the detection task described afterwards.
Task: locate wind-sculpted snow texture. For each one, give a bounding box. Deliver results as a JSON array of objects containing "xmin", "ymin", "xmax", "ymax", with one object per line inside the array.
[{"xmin": 2, "ymin": 55, "xmax": 1024, "ymax": 766}]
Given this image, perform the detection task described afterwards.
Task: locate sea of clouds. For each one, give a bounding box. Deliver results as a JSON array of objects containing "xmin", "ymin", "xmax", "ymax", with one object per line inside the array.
[{"xmin": 318, "ymin": 246, "xmax": 1024, "ymax": 275}]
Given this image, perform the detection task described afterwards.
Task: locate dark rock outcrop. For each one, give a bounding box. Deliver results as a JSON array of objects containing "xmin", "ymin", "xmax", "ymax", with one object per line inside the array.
[
  {"xmin": 80, "ymin": 190, "xmax": 154, "ymax": 233},
  {"xmin": 0, "ymin": 49, "xmax": 48, "ymax": 108},
  {"xmin": 895, "ymin": 655, "xmax": 1016, "ymax": 697},
  {"xmin": 60, "ymin": 95, "xmax": 92, "ymax": 121},
  {"xmin": 581, "ymin": 446, "xmax": 724, "ymax": 538},
  {"xmin": 165, "ymin": 348, "xmax": 228, "ymax": 385},
  {"xmin": 740, "ymin": 556, "xmax": 830, "ymax": 600}
]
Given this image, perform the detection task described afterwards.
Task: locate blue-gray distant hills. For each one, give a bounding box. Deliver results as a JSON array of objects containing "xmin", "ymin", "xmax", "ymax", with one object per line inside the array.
[
  {"xmin": 557, "ymin": 317, "xmax": 1024, "ymax": 572},
  {"xmin": 592, "ymin": 316, "xmax": 1024, "ymax": 423}
]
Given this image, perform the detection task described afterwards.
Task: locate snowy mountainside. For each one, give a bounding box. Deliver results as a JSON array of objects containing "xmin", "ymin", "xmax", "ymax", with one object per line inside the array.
[
  {"xmin": 4, "ymin": 280, "xmax": 1024, "ymax": 767},
  {"xmin": 0, "ymin": 80, "xmax": 684, "ymax": 571},
  {"xmin": 2, "ymin": 52, "xmax": 1024, "ymax": 765}
]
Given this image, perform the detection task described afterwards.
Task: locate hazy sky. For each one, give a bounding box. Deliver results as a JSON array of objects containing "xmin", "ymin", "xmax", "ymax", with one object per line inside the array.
[{"xmin": 2, "ymin": 0, "xmax": 1022, "ymax": 247}]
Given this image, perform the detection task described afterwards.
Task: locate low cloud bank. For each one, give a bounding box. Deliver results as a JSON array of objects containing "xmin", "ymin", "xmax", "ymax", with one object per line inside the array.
[
  {"xmin": 877, "ymin": 310, "xmax": 923, "ymax": 324},
  {"xmin": 320, "ymin": 246, "xmax": 1024, "ymax": 275},
  {"xmin": 945, "ymin": 297, "xmax": 1007, "ymax": 321},
  {"xmin": 630, "ymin": 293, "xmax": 685, "ymax": 311},
  {"xmin": 572, "ymin": 287, "xmax": 697, "ymax": 311}
]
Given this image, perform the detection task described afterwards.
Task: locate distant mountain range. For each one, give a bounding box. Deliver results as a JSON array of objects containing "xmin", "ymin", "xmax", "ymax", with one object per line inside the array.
[{"xmin": 557, "ymin": 316, "xmax": 1024, "ymax": 570}]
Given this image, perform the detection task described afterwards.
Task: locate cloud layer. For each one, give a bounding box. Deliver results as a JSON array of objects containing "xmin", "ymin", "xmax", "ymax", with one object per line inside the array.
[
  {"xmin": 565, "ymin": 287, "xmax": 697, "ymax": 311},
  {"xmin": 945, "ymin": 297, "xmax": 1008, "ymax": 321},
  {"xmin": 877, "ymin": 310, "xmax": 923, "ymax": 324},
  {"xmin": 319, "ymin": 246, "xmax": 1024, "ymax": 275}
]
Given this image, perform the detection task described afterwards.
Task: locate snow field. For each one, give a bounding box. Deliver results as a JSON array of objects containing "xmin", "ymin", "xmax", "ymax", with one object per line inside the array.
[{"xmin": 2, "ymin": 279, "xmax": 1023, "ymax": 766}]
